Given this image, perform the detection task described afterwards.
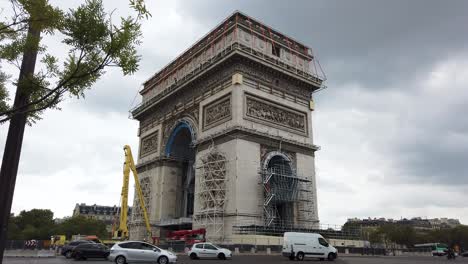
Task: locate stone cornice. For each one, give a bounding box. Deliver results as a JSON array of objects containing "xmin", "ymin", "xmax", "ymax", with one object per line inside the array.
[
  {"xmin": 196, "ymin": 125, "xmax": 320, "ymax": 153},
  {"xmin": 135, "ymin": 156, "xmax": 185, "ymax": 173},
  {"xmin": 132, "ymin": 51, "xmax": 320, "ymax": 119},
  {"xmin": 142, "ymin": 11, "xmax": 316, "ymax": 92},
  {"xmin": 136, "ymin": 125, "xmax": 319, "ymax": 173}
]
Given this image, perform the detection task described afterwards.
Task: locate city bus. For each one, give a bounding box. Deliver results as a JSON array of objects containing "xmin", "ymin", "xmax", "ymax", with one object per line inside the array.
[{"xmin": 414, "ymin": 243, "xmax": 448, "ymax": 256}]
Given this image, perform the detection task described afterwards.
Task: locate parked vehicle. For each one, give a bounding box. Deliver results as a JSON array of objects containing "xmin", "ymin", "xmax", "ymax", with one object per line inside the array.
[
  {"xmin": 282, "ymin": 232, "xmax": 338, "ymax": 261},
  {"xmin": 461, "ymin": 251, "xmax": 468, "ymax": 257},
  {"xmin": 414, "ymin": 243, "xmax": 448, "ymax": 256},
  {"xmin": 109, "ymin": 241, "xmax": 177, "ymax": 264},
  {"xmin": 188, "ymin": 243, "xmax": 232, "ymax": 260},
  {"xmin": 72, "ymin": 234, "xmax": 120, "ymax": 247},
  {"xmin": 166, "ymin": 228, "xmax": 206, "ymax": 246},
  {"xmin": 50, "ymin": 235, "xmax": 66, "ymax": 249},
  {"xmin": 61, "ymin": 240, "xmax": 95, "ymax": 259},
  {"xmin": 72, "ymin": 243, "xmax": 109, "ymax": 260}
]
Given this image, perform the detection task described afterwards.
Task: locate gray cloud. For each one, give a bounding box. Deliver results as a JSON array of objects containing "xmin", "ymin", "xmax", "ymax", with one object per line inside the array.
[{"xmin": 177, "ymin": 0, "xmax": 468, "ymax": 88}]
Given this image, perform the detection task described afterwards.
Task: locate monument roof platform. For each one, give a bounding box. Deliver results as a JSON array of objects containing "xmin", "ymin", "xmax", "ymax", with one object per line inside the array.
[{"xmin": 132, "ymin": 11, "xmax": 325, "ymax": 117}]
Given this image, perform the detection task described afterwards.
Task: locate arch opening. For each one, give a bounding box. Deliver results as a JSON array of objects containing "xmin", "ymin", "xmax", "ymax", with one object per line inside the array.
[
  {"xmin": 165, "ymin": 122, "xmax": 196, "ymax": 218},
  {"xmin": 264, "ymin": 154, "xmax": 297, "ymax": 226}
]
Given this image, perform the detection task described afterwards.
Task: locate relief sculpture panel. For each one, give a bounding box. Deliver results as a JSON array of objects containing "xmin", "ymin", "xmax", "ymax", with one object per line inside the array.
[
  {"xmin": 203, "ymin": 94, "xmax": 232, "ymax": 130},
  {"xmin": 140, "ymin": 130, "xmax": 159, "ymax": 157},
  {"xmin": 245, "ymin": 94, "xmax": 307, "ymax": 135}
]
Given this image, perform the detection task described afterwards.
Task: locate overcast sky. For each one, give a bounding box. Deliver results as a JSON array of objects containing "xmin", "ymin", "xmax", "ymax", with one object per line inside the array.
[{"xmin": 1, "ymin": 0, "xmax": 467, "ymax": 226}]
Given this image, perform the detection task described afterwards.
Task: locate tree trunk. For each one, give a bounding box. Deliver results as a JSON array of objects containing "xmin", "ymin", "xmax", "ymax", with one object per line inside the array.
[{"xmin": 0, "ymin": 22, "xmax": 41, "ymax": 263}]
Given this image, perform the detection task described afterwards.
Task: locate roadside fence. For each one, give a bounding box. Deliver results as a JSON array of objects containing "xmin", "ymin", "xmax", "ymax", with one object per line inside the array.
[{"xmin": 5, "ymin": 240, "xmax": 52, "ymax": 250}]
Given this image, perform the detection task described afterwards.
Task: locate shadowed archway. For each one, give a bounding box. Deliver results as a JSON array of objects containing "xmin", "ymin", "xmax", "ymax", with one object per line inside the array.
[
  {"xmin": 165, "ymin": 121, "xmax": 196, "ymax": 217},
  {"xmin": 263, "ymin": 153, "xmax": 297, "ymax": 226}
]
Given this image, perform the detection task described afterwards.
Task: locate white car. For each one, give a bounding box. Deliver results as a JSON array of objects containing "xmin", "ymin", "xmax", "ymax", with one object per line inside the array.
[
  {"xmin": 188, "ymin": 243, "xmax": 232, "ymax": 260},
  {"xmin": 108, "ymin": 241, "xmax": 177, "ymax": 264}
]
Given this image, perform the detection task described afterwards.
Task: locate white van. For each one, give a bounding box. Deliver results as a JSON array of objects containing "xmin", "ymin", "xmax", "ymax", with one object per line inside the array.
[{"xmin": 282, "ymin": 232, "xmax": 338, "ymax": 261}]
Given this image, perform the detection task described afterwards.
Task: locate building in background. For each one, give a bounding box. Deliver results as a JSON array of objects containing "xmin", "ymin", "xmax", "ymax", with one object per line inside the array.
[
  {"xmin": 73, "ymin": 203, "xmax": 132, "ymax": 234},
  {"xmin": 428, "ymin": 218, "xmax": 461, "ymax": 229},
  {"xmin": 129, "ymin": 11, "xmax": 325, "ymax": 242},
  {"xmin": 346, "ymin": 217, "xmax": 462, "ymax": 230},
  {"xmin": 53, "ymin": 217, "xmax": 70, "ymax": 224}
]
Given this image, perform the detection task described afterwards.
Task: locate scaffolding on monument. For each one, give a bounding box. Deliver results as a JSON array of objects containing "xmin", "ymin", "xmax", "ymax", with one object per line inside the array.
[
  {"xmin": 194, "ymin": 148, "xmax": 227, "ymax": 242},
  {"xmin": 260, "ymin": 161, "xmax": 316, "ymax": 229},
  {"xmin": 131, "ymin": 12, "xmax": 326, "ymax": 117}
]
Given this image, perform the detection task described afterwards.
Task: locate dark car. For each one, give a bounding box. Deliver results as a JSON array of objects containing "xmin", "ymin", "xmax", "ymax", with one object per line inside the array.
[
  {"xmin": 72, "ymin": 243, "xmax": 110, "ymax": 260},
  {"xmin": 462, "ymin": 251, "xmax": 468, "ymax": 257},
  {"xmin": 61, "ymin": 240, "xmax": 94, "ymax": 259}
]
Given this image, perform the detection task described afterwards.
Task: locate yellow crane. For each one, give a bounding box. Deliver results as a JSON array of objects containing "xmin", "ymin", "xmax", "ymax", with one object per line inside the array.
[{"xmin": 113, "ymin": 145, "xmax": 152, "ymax": 240}]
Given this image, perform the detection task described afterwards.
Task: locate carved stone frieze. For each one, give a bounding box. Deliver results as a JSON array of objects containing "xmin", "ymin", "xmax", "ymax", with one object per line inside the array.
[
  {"xmin": 140, "ymin": 131, "xmax": 159, "ymax": 157},
  {"xmin": 244, "ymin": 93, "xmax": 308, "ymax": 135},
  {"xmin": 139, "ymin": 58, "xmax": 312, "ymax": 135},
  {"xmin": 235, "ymin": 60, "xmax": 311, "ymax": 99},
  {"xmin": 237, "ymin": 63, "xmax": 273, "ymax": 85},
  {"xmin": 203, "ymin": 94, "xmax": 232, "ymax": 130},
  {"xmin": 139, "ymin": 63, "xmax": 237, "ymax": 134}
]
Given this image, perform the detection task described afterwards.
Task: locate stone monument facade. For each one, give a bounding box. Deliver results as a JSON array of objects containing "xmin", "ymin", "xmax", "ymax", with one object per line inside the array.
[{"xmin": 129, "ymin": 12, "xmax": 325, "ymax": 242}]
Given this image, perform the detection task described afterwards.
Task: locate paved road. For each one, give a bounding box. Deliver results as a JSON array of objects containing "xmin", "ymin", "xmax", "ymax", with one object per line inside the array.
[{"xmin": 4, "ymin": 255, "xmax": 468, "ymax": 264}]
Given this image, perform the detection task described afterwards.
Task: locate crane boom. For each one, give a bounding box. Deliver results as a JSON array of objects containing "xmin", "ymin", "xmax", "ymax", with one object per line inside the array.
[{"xmin": 114, "ymin": 145, "xmax": 152, "ymax": 240}]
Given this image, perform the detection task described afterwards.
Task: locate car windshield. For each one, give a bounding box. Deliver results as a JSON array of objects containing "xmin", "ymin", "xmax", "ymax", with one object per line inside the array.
[
  {"xmin": 318, "ymin": 237, "xmax": 329, "ymax": 247},
  {"xmin": 153, "ymin": 245, "xmax": 162, "ymax": 251}
]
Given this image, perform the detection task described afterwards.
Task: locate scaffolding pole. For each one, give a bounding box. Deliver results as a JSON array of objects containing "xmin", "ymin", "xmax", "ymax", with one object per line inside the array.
[
  {"xmin": 260, "ymin": 161, "xmax": 315, "ymax": 229},
  {"xmin": 194, "ymin": 151, "xmax": 227, "ymax": 242}
]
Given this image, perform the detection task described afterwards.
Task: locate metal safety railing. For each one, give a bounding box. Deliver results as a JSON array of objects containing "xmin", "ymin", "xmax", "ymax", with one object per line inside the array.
[{"xmin": 131, "ymin": 12, "xmax": 326, "ymax": 117}]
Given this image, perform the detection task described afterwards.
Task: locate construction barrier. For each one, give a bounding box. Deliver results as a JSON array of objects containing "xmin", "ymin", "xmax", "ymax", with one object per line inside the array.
[{"xmin": 5, "ymin": 240, "xmax": 52, "ymax": 250}]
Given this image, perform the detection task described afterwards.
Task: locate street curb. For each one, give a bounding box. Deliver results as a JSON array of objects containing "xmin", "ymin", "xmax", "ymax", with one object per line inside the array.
[
  {"xmin": 173, "ymin": 252, "xmax": 390, "ymax": 257},
  {"xmin": 4, "ymin": 256, "xmax": 57, "ymax": 258}
]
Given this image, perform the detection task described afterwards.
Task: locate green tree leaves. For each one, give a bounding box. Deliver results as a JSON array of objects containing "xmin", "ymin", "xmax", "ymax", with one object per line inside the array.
[
  {"xmin": 53, "ymin": 216, "xmax": 108, "ymax": 240},
  {"xmin": 6, "ymin": 209, "xmax": 55, "ymax": 240},
  {"xmin": 0, "ymin": 0, "xmax": 150, "ymax": 124},
  {"xmin": 7, "ymin": 209, "xmax": 108, "ymax": 240},
  {"xmin": 367, "ymin": 224, "xmax": 468, "ymax": 249},
  {"xmin": 62, "ymin": 0, "xmax": 108, "ymax": 51},
  {"xmin": 0, "ymin": 69, "xmax": 9, "ymax": 113}
]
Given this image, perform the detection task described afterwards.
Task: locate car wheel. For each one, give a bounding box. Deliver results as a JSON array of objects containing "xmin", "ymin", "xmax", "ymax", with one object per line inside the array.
[
  {"xmin": 65, "ymin": 251, "xmax": 72, "ymax": 259},
  {"xmin": 190, "ymin": 253, "xmax": 198, "ymax": 260},
  {"xmin": 218, "ymin": 253, "xmax": 226, "ymax": 260},
  {"xmin": 74, "ymin": 253, "xmax": 81, "ymax": 260},
  {"xmin": 296, "ymin": 252, "xmax": 304, "ymax": 261},
  {"xmin": 158, "ymin": 256, "xmax": 169, "ymax": 264},
  {"xmin": 115, "ymin": 255, "xmax": 126, "ymax": 264},
  {"xmin": 328, "ymin": 253, "xmax": 336, "ymax": 261}
]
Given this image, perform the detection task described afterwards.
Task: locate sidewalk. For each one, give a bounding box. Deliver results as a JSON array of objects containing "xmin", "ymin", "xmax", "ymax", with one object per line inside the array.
[{"xmin": 4, "ymin": 250, "xmax": 56, "ymax": 258}]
